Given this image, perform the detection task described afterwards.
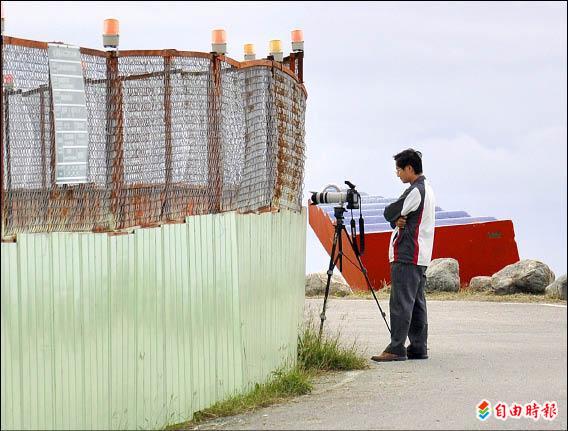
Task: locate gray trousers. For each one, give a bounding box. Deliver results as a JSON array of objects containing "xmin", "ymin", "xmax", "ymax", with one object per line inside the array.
[{"xmin": 385, "ymin": 262, "xmax": 428, "ymax": 356}]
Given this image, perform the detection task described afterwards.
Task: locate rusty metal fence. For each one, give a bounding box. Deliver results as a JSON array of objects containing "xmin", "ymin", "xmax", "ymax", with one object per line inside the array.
[{"xmin": 1, "ymin": 37, "xmax": 306, "ymax": 239}]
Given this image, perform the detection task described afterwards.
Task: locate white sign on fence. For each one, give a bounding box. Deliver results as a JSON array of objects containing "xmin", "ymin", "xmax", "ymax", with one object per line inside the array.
[{"xmin": 48, "ymin": 43, "xmax": 90, "ymax": 184}]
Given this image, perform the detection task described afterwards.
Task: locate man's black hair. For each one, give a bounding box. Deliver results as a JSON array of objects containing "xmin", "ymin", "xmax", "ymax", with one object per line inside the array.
[{"xmin": 394, "ymin": 148, "xmax": 423, "ymax": 174}]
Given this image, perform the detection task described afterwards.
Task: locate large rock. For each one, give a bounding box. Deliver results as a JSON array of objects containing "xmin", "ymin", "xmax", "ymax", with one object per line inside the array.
[
  {"xmin": 425, "ymin": 258, "xmax": 460, "ymax": 292},
  {"xmin": 545, "ymin": 274, "xmax": 567, "ymax": 300},
  {"xmin": 305, "ymin": 272, "xmax": 352, "ymax": 297},
  {"xmin": 490, "ymin": 260, "xmax": 555, "ymax": 295},
  {"xmin": 468, "ymin": 276, "xmax": 492, "ymax": 292}
]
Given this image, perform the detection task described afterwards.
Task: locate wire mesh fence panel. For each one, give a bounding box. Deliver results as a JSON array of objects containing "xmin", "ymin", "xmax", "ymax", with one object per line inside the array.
[
  {"xmin": 1, "ymin": 38, "xmax": 306, "ymax": 238},
  {"xmin": 272, "ymin": 68, "xmax": 306, "ymax": 211}
]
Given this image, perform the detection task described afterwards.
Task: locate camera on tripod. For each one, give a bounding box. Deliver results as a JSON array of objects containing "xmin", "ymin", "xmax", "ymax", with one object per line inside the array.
[
  {"xmin": 309, "ymin": 180, "xmax": 391, "ymax": 338},
  {"xmin": 310, "ymin": 180, "xmax": 360, "ymax": 210},
  {"xmin": 309, "ymin": 180, "xmax": 364, "ymax": 254}
]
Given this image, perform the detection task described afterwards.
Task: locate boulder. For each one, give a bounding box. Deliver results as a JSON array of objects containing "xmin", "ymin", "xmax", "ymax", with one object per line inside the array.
[
  {"xmin": 468, "ymin": 276, "xmax": 492, "ymax": 292},
  {"xmin": 490, "ymin": 260, "xmax": 555, "ymax": 295},
  {"xmin": 425, "ymin": 258, "xmax": 460, "ymax": 292},
  {"xmin": 545, "ymin": 274, "xmax": 567, "ymax": 300},
  {"xmin": 305, "ymin": 272, "xmax": 352, "ymax": 297}
]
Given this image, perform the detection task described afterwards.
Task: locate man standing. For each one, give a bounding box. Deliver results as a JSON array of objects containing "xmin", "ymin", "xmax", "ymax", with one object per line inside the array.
[{"xmin": 372, "ymin": 149, "xmax": 436, "ymax": 362}]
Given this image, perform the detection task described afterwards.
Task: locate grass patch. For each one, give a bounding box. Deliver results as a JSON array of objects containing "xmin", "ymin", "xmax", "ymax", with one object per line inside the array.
[
  {"xmin": 166, "ymin": 322, "xmax": 368, "ymax": 430},
  {"xmin": 298, "ymin": 322, "xmax": 368, "ymax": 371},
  {"xmin": 187, "ymin": 367, "xmax": 312, "ymax": 425},
  {"xmin": 427, "ymin": 289, "xmax": 567, "ymax": 304},
  {"xmin": 347, "ymin": 287, "xmax": 390, "ymax": 301},
  {"xmin": 330, "ymin": 285, "xmax": 566, "ymax": 304}
]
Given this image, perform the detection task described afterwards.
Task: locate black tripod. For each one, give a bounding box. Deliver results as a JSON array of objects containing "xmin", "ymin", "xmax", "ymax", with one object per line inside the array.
[{"xmin": 319, "ymin": 206, "xmax": 391, "ymax": 338}]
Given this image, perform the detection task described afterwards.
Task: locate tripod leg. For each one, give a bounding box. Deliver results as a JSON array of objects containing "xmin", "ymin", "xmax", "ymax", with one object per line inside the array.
[
  {"xmin": 338, "ymin": 225, "xmax": 343, "ymax": 273},
  {"xmin": 319, "ymin": 224, "xmax": 342, "ymax": 338},
  {"xmin": 343, "ymin": 226, "xmax": 391, "ymax": 334}
]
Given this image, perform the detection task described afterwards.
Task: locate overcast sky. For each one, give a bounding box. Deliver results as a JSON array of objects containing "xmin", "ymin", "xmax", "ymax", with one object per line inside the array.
[{"xmin": 4, "ymin": 1, "xmax": 567, "ymax": 277}]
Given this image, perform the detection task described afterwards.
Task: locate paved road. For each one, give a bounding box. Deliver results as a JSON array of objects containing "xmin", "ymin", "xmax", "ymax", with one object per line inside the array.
[{"xmin": 197, "ymin": 299, "xmax": 567, "ymax": 430}]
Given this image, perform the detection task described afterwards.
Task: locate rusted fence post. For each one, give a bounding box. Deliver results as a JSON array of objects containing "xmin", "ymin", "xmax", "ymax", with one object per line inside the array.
[
  {"xmin": 1, "ymin": 36, "xmax": 4, "ymax": 238},
  {"xmin": 48, "ymin": 78, "xmax": 57, "ymax": 189},
  {"xmin": 1, "ymin": 83, "xmax": 10, "ymax": 237},
  {"xmin": 289, "ymin": 52, "xmax": 296, "ymax": 75},
  {"xmin": 296, "ymin": 50, "xmax": 304, "ymax": 84},
  {"xmin": 40, "ymin": 87, "xmax": 47, "ymax": 189},
  {"xmin": 106, "ymin": 51, "xmax": 124, "ymax": 229},
  {"xmin": 162, "ymin": 53, "xmax": 173, "ymax": 219},
  {"xmin": 207, "ymin": 55, "xmax": 222, "ymax": 213}
]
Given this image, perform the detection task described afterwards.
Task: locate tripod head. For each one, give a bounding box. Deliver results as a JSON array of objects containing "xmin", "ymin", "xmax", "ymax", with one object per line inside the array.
[{"xmin": 333, "ymin": 206, "xmax": 347, "ymax": 222}]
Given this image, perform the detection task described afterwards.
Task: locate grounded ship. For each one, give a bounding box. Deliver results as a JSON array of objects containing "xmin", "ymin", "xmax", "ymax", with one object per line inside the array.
[{"xmin": 309, "ymin": 194, "xmax": 520, "ymax": 290}]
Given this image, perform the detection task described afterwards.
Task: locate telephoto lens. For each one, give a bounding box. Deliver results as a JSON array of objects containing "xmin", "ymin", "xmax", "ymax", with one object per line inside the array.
[{"xmin": 310, "ymin": 191, "xmax": 349, "ymax": 205}]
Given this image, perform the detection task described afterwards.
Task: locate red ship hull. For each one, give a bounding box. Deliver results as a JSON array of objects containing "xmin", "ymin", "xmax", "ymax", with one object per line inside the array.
[{"xmin": 309, "ymin": 204, "xmax": 520, "ymax": 290}]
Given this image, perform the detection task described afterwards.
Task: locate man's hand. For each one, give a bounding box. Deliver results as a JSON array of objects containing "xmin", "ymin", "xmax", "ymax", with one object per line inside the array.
[{"xmin": 396, "ymin": 216, "xmax": 407, "ymax": 229}]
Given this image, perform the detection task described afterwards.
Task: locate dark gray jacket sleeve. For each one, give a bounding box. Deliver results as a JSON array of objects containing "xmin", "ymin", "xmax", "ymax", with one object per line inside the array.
[{"xmin": 384, "ymin": 189, "xmax": 410, "ymax": 228}]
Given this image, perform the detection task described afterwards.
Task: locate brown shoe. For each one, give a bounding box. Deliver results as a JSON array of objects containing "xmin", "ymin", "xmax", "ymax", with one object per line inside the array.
[{"xmin": 371, "ymin": 351, "xmax": 407, "ymax": 362}]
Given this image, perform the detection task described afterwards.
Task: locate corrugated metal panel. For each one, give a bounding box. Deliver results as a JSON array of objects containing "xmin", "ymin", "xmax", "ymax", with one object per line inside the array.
[{"xmin": 0, "ymin": 209, "xmax": 306, "ymax": 430}]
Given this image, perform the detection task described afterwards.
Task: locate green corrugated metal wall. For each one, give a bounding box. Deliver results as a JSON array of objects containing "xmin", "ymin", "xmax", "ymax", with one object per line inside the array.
[{"xmin": 0, "ymin": 209, "xmax": 306, "ymax": 430}]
